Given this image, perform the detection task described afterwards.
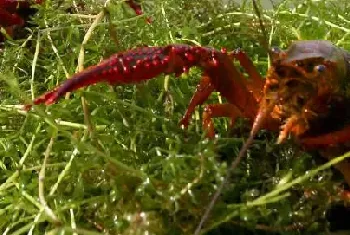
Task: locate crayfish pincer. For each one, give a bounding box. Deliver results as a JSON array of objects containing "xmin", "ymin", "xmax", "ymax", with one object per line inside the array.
[{"xmin": 29, "ymin": 40, "xmax": 350, "ymax": 186}]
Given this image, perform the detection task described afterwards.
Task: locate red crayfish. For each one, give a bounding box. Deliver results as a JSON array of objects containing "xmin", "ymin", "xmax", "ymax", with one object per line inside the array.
[
  {"xmin": 28, "ymin": 40, "xmax": 350, "ymax": 187},
  {"xmin": 0, "ymin": 0, "xmax": 147, "ymax": 42},
  {"xmin": 0, "ymin": 0, "xmax": 43, "ymax": 42}
]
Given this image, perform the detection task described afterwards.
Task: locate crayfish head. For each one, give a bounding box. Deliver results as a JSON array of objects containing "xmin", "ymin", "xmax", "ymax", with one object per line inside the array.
[{"xmin": 263, "ymin": 40, "xmax": 349, "ymax": 143}]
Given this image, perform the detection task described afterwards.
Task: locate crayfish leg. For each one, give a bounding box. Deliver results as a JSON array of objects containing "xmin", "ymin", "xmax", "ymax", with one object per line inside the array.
[
  {"xmin": 301, "ymin": 125, "xmax": 350, "ymax": 148},
  {"xmin": 300, "ymin": 126, "xmax": 350, "ymax": 186},
  {"xmin": 179, "ymin": 75, "xmax": 215, "ymax": 128},
  {"xmin": 202, "ymin": 103, "xmax": 243, "ymax": 138},
  {"xmin": 230, "ymin": 49, "xmax": 265, "ymax": 101},
  {"xmin": 179, "ymin": 48, "xmax": 264, "ymax": 135}
]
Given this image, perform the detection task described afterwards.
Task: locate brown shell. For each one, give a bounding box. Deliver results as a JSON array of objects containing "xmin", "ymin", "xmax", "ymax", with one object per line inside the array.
[{"xmin": 283, "ymin": 40, "xmax": 349, "ymax": 79}]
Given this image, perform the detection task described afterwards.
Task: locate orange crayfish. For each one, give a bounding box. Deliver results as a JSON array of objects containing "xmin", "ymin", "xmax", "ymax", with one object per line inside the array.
[{"xmin": 28, "ymin": 40, "xmax": 350, "ymax": 187}]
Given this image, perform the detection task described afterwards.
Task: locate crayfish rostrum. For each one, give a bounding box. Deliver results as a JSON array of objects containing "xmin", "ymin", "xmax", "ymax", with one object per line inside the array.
[{"xmin": 28, "ymin": 40, "xmax": 350, "ymax": 186}]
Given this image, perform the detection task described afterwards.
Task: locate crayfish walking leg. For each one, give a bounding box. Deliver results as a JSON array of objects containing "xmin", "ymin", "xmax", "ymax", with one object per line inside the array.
[
  {"xmin": 300, "ymin": 126, "xmax": 350, "ymax": 186},
  {"xmin": 179, "ymin": 48, "xmax": 269, "ymax": 137}
]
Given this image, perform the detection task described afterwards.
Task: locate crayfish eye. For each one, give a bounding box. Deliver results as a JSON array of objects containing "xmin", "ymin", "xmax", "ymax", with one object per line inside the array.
[
  {"xmin": 316, "ymin": 64, "xmax": 326, "ymax": 72},
  {"xmin": 271, "ymin": 47, "xmax": 281, "ymax": 54}
]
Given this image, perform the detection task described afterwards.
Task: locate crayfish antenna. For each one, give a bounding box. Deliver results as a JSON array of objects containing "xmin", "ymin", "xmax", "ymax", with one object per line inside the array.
[
  {"xmin": 252, "ymin": 0, "xmax": 273, "ymax": 61},
  {"xmin": 194, "ymin": 103, "xmax": 274, "ymax": 235}
]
